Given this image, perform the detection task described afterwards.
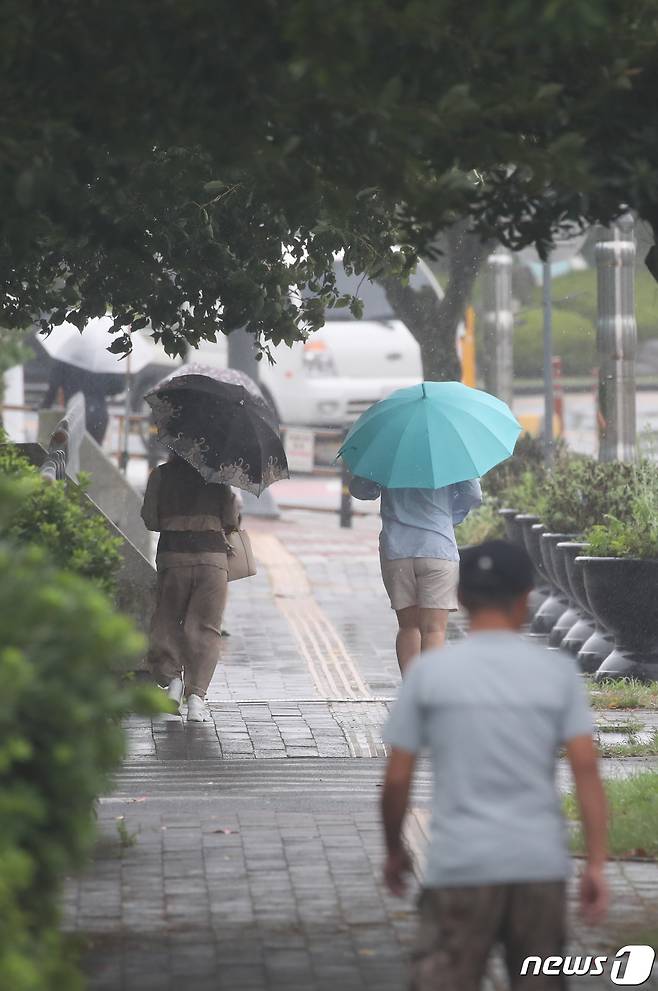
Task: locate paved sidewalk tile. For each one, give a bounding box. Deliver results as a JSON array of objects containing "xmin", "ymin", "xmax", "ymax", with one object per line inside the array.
[
  {"xmin": 127, "ymin": 704, "xmax": 658, "ymax": 776},
  {"xmin": 66, "ymin": 786, "xmax": 658, "ymax": 990},
  {"xmin": 68, "ymin": 510, "xmax": 658, "ymax": 989}
]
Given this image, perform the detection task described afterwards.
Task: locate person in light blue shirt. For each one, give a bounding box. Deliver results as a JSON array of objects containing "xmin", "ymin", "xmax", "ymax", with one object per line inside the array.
[{"xmin": 350, "ymin": 475, "xmax": 481, "ymax": 671}]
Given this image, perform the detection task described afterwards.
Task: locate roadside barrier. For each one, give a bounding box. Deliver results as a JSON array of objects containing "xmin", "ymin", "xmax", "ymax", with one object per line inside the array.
[{"xmin": 40, "ymin": 392, "xmax": 86, "ymax": 481}]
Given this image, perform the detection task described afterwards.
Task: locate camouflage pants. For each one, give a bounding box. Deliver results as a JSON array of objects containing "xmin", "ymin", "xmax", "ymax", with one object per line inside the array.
[{"xmin": 411, "ymin": 881, "xmax": 567, "ymax": 991}]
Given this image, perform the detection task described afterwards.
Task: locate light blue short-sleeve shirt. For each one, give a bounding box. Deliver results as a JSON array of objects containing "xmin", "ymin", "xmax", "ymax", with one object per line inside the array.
[
  {"xmin": 349, "ymin": 477, "xmax": 482, "ymax": 562},
  {"xmin": 384, "ymin": 631, "xmax": 593, "ymax": 887}
]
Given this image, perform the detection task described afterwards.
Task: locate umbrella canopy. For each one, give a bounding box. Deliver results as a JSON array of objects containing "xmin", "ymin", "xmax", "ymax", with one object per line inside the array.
[
  {"xmin": 40, "ymin": 317, "xmax": 156, "ymax": 374},
  {"xmin": 157, "ymin": 363, "xmax": 277, "ymax": 428},
  {"xmin": 145, "ymin": 373, "xmax": 289, "ymax": 495},
  {"xmin": 159, "ymin": 363, "xmax": 264, "ymax": 400},
  {"xmin": 338, "ymin": 381, "xmax": 522, "ymax": 489}
]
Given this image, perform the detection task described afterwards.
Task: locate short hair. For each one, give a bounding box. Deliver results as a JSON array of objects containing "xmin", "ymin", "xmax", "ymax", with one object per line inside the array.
[{"xmin": 459, "ymin": 540, "xmax": 534, "ymax": 612}]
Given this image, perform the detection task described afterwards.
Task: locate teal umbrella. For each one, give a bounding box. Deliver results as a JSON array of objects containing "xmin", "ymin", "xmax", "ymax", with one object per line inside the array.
[{"xmin": 338, "ymin": 381, "xmax": 522, "ymax": 488}]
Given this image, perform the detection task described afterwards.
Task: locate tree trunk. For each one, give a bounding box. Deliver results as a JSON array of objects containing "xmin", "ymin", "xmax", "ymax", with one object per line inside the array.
[{"xmin": 382, "ymin": 220, "xmax": 492, "ymax": 381}]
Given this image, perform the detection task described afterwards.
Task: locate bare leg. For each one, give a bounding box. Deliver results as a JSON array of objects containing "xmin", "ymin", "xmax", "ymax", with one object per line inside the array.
[
  {"xmin": 419, "ymin": 608, "xmax": 450, "ymax": 654},
  {"xmin": 395, "ymin": 606, "xmax": 421, "ymax": 674}
]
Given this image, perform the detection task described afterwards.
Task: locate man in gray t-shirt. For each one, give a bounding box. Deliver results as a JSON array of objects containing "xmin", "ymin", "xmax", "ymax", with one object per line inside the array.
[{"xmin": 381, "ymin": 540, "xmax": 608, "ymax": 990}]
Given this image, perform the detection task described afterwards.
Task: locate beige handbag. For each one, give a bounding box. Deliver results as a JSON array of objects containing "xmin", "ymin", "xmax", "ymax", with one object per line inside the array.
[{"xmin": 226, "ymin": 529, "xmax": 257, "ymax": 582}]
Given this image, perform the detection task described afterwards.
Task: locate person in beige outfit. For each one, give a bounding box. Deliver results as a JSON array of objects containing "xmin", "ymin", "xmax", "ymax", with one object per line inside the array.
[{"xmin": 141, "ymin": 453, "xmax": 239, "ymax": 721}]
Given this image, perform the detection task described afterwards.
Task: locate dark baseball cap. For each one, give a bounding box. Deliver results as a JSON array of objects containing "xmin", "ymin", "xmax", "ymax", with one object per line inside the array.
[{"xmin": 459, "ymin": 540, "xmax": 534, "ymax": 602}]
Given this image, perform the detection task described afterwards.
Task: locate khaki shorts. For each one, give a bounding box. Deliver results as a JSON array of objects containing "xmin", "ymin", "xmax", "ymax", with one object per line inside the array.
[{"xmin": 379, "ymin": 554, "xmax": 459, "ymax": 611}]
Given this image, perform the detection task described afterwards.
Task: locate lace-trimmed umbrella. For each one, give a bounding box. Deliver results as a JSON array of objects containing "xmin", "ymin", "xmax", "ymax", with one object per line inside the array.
[{"xmin": 145, "ymin": 372, "xmax": 289, "ymax": 495}]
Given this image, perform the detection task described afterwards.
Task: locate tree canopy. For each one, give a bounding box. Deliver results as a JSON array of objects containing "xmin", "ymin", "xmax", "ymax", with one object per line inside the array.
[{"xmin": 1, "ymin": 0, "xmax": 657, "ymax": 358}]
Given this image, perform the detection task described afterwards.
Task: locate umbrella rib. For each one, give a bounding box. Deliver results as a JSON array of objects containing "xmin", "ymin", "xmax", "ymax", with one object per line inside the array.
[
  {"xmin": 442, "ymin": 405, "xmax": 521, "ymax": 467},
  {"xmin": 385, "ymin": 403, "xmax": 434, "ymax": 486},
  {"xmin": 341, "ymin": 390, "xmax": 419, "ymax": 450},
  {"xmin": 429, "ymin": 411, "xmax": 481, "ymax": 482}
]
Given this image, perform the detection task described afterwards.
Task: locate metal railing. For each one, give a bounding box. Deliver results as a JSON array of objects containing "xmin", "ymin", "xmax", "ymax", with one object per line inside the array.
[{"xmin": 40, "ymin": 392, "xmax": 86, "ymax": 482}]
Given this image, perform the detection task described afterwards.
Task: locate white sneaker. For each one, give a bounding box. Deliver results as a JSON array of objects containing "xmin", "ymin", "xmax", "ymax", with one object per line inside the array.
[
  {"xmin": 166, "ymin": 676, "xmax": 184, "ymax": 712},
  {"xmin": 186, "ymin": 694, "xmax": 211, "ymax": 722}
]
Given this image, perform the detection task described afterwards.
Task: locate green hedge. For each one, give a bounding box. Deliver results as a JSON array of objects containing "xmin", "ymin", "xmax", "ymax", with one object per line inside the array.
[
  {"xmin": 456, "ymin": 434, "xmax": 550, "ymax": 544},
  {"xmin": 536, "ymin": 457, "xmax": 658, "ymax": 534},
  {"xmin": 513, "ymin": 267, "xmax": 658, "ymax": 378},
  {"xmin": 0, "ymin": 478, "xmax": 163, "ymax": 989},
  {"xmin": 0, "ymin": 439, "xmax": 122, "ymax": 594},
  {"xmin": 487, "ymin": 440, "xmax": 658, "ymax": 559},
  {"xmin": 514, "ymin": 307, "xmax": 596, "ymax": 377},
  {"xmin": 528, "ymin": 267, "xmax": 658, "ymax": 342}
]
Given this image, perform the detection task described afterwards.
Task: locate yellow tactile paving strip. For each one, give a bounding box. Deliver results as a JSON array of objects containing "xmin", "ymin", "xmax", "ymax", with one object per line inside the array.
[{"xmin": 252, "ymin": 532, "xmax": 373, "ymax": 701}]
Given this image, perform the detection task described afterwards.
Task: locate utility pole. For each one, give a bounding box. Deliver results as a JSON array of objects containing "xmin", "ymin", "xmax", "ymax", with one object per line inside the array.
[
  {"xmin": 596, "ymin": 214, "xmax": 637, "ymax": 462},
  {"xmin": 227, "ymin": 327, "xmax": 260, "ymax": 382},
  {"xmin": 482, "ymin": 248, "xmax": 513, "ymax": 408},
  {"xmin": 227, "ymin": 328, "xmax": 280, "ymax": 518},
  {"xmin": 542, "ymin": 257, "xmax": 554, "ymax": 464}
]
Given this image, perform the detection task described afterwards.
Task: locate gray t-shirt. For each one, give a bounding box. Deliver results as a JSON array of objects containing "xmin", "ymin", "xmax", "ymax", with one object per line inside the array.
[{"xmin": 384, "ymin": 631, "xmax": 592, "ymax": 887}]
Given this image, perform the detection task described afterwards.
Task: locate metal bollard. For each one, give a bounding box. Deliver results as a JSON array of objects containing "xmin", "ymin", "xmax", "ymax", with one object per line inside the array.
[
  {"xmin": 340, "ymin": 455, "xmax": 353, "ymax": 529},
  {"xmin": 596, "ymin": 214, "xmax": 637, "ymax": 462},
  {"xmin": 552, "ymin": 356, "xmax": 564, "ymax": 436},
  {"xmin": 482, "ymin": 249, "xmax": 514, "ymax": 408}
]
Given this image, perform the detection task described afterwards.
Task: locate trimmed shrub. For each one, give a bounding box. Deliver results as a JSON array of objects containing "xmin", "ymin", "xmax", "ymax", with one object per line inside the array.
[
  {"xmin": 513, "ymin": 268, "xmax": 658, "ymax": 379},
  {"xmin": 455, "ymin": 501, "xmax": 505, "ymax": 545},
  {"xmin": 528, "ymin": 267, "xmax": 658, "ymax": 344},
  {"xmin": 0, "ymin": 477, "xmax": 163, "ymax": 989},
  {"xmin": 483, "ymin": 432, "xmax": 548, "ymax": 508},
  {"xmin": 540, "ymin": 458, "xmax": 658, "ymax": 535},
  {"xmin": 585, "ymin": 471, "xmax": 658, "ymax": 559},
  {"xmin": 514, "ymin": 307, "xmax": 596, "ymax": 377},
  {"xmin": 0, "ymin": 438, "xmax": 121, "ymax": 594}
]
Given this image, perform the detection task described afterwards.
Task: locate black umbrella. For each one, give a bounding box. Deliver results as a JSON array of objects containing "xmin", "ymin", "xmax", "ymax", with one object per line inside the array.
[
  {"xmin": 145, "ymin": 373, "xmax": 289, "ymax": 495},
  {"xmin": 157, "ymin": 363, "xmax": 276, "ymax": 422}
]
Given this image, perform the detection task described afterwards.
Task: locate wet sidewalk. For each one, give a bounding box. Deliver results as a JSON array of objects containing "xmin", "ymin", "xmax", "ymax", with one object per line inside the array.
[{"xmin": 64, "ymin": 511, "xmax": 658, "ymax": 989}]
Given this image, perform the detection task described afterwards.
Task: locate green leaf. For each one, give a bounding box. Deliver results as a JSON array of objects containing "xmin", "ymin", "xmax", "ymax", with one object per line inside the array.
[{"xmin": 203, "ymin": 180, "xmax": 227, "ymax": 193}]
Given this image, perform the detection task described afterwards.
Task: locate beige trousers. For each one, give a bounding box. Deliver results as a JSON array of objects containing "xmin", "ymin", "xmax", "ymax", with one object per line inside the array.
[{"xmin": 148, "ymin": 563, "xmax": 228, "ymax": 698}]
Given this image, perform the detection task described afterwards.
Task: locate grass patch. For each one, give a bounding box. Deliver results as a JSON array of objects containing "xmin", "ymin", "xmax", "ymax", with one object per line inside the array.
[
  {"xmin": 597, "ymin": 729, "xmax": 658, "ymax": 759},
  {"xmin": 115, "ymin": 816, "xmax": 139, "ymax": 850},
  {"xmin": 565, "ymin": 771, "xmax": 658, "ymax": 859},
  {"xmin": 588, "ymin": 678, "xmax": 658, "ymax": 711},
  {"xmin": 597, "ymin": 719, "xmax": 645, "ymax": 735}
]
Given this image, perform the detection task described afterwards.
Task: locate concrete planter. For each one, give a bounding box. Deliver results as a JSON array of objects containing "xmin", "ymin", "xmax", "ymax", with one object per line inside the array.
[
  {"xmin": 578, "ymin": 557, "xmax": 658, "ymax": 681},
  {"xmin": 499, "ymin": 507, "xmax": 524, "ymax": 546},
  {"xmin": 525, "ymin": 530, "xmax": 567, "ymax": 637},
  {"xmin": 560, "ymin": 543, "xmax": 611, "ymax": 671},
  {"xmin": 511, "ymin": 515, "xmax": 549, "ymax": 627},
  {"xmin": 544, "ymin": 534, "xmax": 581, "ymax": 649}
]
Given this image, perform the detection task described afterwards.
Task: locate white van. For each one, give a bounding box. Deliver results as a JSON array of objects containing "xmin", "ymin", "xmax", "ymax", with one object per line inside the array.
[{"xmin": 138, "ymin": 258, "xmax": 441, "ymax": 428}]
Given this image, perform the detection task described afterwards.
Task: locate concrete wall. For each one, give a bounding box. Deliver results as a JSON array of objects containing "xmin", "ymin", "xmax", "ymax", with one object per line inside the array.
[{"xmin": 38, "ymin": 409, "xmax": 152, "ymax": 557}]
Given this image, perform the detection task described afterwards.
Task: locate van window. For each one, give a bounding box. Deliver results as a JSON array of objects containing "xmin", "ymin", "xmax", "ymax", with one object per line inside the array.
[{"xmin": 312, "ymin": 261, "xmax": 438, "ymax": 322}]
